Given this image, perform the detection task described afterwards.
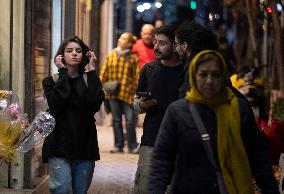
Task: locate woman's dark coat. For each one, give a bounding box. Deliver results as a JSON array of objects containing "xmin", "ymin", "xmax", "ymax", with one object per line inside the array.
[
  {"xmin": 42, "ymin": 68, "xmax": 105, "ymax": 162},
  {"xmin": 148, "ymin": 98, "xmax": 279, "ymax": 194}
]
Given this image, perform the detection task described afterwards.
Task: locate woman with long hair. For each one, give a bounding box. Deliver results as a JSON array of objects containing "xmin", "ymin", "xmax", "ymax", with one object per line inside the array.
[{"xmin": 42, "ymin": 36, "xmax": 104, "ymax": 194}]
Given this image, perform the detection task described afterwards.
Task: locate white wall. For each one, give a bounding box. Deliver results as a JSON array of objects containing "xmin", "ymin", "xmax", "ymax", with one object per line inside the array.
[
  {"xmin": 51, "ymin": 0, "xmax": 63, "ymax": 75},
  {"xmin": 12, "ymin": 0, "xmax": 25, "ymax": 109},
  {"xmin": 0, "ymin": 0, "xmax": 11, "ymax": 90},
  {"xmin": 98, "ymin": 0, "xmax": 114, "ymax": 126},
  {"xmin": 100, "ymin": 0, "xmax": 114, "ymax": 65},
  {"xmin": 0, "ymin": 0, "xmax": 25, "ymax": 189}
]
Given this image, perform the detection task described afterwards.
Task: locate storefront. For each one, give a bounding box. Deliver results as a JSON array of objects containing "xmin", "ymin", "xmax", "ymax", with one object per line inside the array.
[
  {"xmin": 0, "ymin": 0, "xmax": 101, "ymax": 191},
  {"xmin": 0, "ymin": 0, "xmax": 26, "ymax": 189}
]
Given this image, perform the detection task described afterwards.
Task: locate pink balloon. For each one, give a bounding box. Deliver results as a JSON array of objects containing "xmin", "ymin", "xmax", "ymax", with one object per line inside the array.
[{"xmin": 7, "ymin": 103, "xmax": 21, "ymax": 120}]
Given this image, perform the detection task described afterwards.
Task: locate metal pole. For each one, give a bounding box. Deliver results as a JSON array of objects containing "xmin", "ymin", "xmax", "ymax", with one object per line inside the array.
[
  {"xmin": 9, "ymin": 0, "xmax": 13, "ymax": 91},
  {"xmin": 262, "ymin": 11, "xmax": 268, "ymax": 77}
]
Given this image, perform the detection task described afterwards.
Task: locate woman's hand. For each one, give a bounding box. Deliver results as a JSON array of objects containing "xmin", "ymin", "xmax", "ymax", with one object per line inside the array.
[
  {"xmin": 139, "ymin": 98, "xmax": 157, "ymax": 109},
  {"xmin": 55, "ymin": 55, "xmax": 65, "ymax": 69},
  {"xmin": 87, "ymin": 51, "xmax": 97, "ymax": 71}
]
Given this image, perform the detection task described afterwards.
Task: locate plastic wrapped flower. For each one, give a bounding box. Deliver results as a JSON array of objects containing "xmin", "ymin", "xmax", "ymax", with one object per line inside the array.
[{"xmin": 0, "ymin": 90, "xmax": 55, "ymax": 163}]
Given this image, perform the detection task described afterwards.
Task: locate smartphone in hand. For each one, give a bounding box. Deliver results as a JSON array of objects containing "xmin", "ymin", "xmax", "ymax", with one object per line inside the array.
[{"xmin": 136, "ymin": 91, "xmax": 153, "ymax": 100}]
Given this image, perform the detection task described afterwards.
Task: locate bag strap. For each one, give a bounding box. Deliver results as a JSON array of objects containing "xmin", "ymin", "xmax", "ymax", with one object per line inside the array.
[
  {"xmin": 51, "ymin": 73, "xmax": 59, "ymax": 83},
  {"xmin": 188, "ymin": 102, "xmax": 218, "ymax": 169},
  {"xmin": 188, "ymin": 102, "xmax": 229, "ymax": 194},
  {"xmin": 83, "ymin": 73, "xmax": 88, "ymax": 87}
]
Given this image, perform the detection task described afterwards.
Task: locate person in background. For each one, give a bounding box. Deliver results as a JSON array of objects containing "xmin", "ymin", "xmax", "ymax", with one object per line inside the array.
[
  {"xmin": 132, "ymin": 25, "xmax": 183, "ymax": 194},
  {"xmin": 100, "ymin": 32, "xmax": 139, "ymax": 154},
  {"xmin": 155, "ymin": 19, "xmax": 165, "ymax": 29},
  {"xmin": 231, "ymin": 67, "xmax": 267, "ymax": 121},
  {"xmin": 132, "ymin": 24, "xmax": 156, "ymax": 69},
  {"xmin": 148, "ymin": 50, "xmax": 279, "ymax": 194},
  {"xmin": 42, "ymin": 36, "xmax": 105, "ymax": 194},
  {"xmin": 218, "ymin": 36, "xmax": 237, "ymax": 76},
  {"xmin": 174, "ymin": 21, "xmax": 219, "ymax": 98}
]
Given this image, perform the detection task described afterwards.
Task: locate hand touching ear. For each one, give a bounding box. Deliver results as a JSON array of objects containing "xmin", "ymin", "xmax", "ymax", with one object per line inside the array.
[
  {"xmin": 55, "ymin": 55, "xmax": 65, "ymax": 69},
  {"xmin": 86, "ymin": 51, "xmax": 97, "ymax": 71}
]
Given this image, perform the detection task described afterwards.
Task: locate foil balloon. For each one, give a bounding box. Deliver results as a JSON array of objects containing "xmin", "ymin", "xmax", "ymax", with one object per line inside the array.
[
  {"xmin": 16, "ymin": 111, "xmax": 55, "ymax": 153},
  {"xmin": 0, "ymin": 90, "xmax": 55, "ymax": 162}
]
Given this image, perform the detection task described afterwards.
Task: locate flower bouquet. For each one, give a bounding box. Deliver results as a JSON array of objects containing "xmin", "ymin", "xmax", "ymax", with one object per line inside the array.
[
  {"xmin": 256, "ymin": 118, "xmax": 284, "ymax": 164},
  {"xmin": 256, "ymin": 98, "xmax": 284, "ymax": 185},
  {"xmin": 0, "ymin": 90, "xmax": 55, "ymax": 163}
]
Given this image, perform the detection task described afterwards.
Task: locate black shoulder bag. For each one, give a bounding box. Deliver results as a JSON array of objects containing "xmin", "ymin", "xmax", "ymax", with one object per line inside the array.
[{"xmin": 188, "ymin": 102, "xmax": 229, "ymax": 194}]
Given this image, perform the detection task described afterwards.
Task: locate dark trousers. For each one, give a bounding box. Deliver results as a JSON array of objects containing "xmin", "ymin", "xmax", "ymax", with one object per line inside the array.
[{"xmin": 109, "ymin": 99, "xmax": 138, "ymax": 149}]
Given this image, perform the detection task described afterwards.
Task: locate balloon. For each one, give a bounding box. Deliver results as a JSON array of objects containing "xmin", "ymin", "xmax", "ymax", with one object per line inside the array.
[
  {"xmin": 0, "ymin": 90, "xmax": 55, "ymax": 162},
  {"xmin": 16, "ymin": 112, "xmax": 55, "ymax": 153}
]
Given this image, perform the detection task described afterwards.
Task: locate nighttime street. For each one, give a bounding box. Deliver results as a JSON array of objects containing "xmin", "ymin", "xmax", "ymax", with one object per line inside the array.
[{"xmin": 1, "ymin": 0, "xmax": 284, "ymax": 193}]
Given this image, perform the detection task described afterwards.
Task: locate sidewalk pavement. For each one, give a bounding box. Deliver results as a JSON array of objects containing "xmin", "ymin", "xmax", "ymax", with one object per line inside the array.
[{"xmin": 89, "ymin": 125, "xmax": 142, "ymax": 194}]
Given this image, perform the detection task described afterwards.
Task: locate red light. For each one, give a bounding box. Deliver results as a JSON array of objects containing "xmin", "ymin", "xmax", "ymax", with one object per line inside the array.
[{"xmin": 267, "ymin": 7, "xmax": 272, "ymax": 13}]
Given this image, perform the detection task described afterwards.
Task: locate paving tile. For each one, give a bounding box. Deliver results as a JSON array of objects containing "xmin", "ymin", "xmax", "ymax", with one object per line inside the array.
[
  {"xmin": 89, "ymin": 125, "xmax": 142, "ymax": 194},
  {"xmin": 90, "ymin": 153, "xmax": 138, "ymax": 194}
]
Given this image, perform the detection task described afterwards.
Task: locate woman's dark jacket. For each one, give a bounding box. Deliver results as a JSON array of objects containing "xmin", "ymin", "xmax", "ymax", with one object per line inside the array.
[
  {"xmin": 148, "ymin": 98, "xmax": 279, "ymax": 194},
  {"xmin": 42, "ymin": 68, "xmax": 105, "ymax": 162}
]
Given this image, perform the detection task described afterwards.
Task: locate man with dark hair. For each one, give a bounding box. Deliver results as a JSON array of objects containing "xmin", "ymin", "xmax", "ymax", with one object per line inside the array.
[
  {"xmin": 174, "ymin": 21, "xmax": 219, "ymax": 98},
  {"xmin": 175, "ymin": 21, "xmax": 251, "ymax": 103},
  {"xmin": 131, "ymin": 25, "xmax": 184, "ymax": 194},
  {"xmin": 218, "ymin": 36, "xmax": 237, "ymax": 75}
]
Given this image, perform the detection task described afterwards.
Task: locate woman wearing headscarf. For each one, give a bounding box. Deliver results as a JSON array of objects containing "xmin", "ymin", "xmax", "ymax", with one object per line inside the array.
[{"xmin": 148, "ymin": 50, "xmax": 279, "ymax": 194}]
